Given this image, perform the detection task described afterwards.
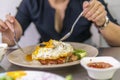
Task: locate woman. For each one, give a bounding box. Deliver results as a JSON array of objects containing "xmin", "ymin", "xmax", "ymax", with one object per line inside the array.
[{"xmin": 0, "ymin": 0, "xmax": 120, "ymax": 46}]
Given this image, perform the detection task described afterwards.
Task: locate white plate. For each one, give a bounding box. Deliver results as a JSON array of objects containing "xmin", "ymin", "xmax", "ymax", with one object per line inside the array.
[
  {"xmin": 0, "ymin": 70, "xmax": 64, "ymax": 80},
  {"xmin": 7, "ymin": 42, "xmax": 98, "ymax": 68}
]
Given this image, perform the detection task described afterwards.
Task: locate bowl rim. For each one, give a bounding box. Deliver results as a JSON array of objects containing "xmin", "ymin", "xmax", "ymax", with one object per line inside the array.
[{"xmin": 80, "ymin": 56, "xmax": 120, "ymax": 71}]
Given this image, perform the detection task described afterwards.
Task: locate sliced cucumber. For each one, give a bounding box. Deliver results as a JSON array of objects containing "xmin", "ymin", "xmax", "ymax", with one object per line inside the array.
[{"xmin": 73, "ymin": 49, "xmax": 87, "ymax": 59}]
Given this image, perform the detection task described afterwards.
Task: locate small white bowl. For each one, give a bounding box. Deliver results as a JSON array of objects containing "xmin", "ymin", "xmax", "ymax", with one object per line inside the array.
[{"xmin": 80, "ymin": 56, "xmax": 120, "ymax": 80}]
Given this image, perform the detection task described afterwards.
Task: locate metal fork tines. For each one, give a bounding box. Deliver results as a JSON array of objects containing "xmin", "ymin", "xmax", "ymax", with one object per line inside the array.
[
  {"xmin": 13, "ymin": 31, "xmax": 25, "ymax": 54},
  {"xmin": 60, "ymin": 11, "xmax": 83, "ymax": 41}
]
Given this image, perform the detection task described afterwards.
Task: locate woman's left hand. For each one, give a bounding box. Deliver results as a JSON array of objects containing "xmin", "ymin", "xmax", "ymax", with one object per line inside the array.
[{"xmin": 83, "ymin": 0, "xmax": 107, "ymax": 27}]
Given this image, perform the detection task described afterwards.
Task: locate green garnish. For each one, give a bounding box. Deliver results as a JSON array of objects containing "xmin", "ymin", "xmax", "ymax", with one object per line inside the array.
[
  {"xmin": 73, "ymin": 49, "xmax": 87, "ymax": 59},
  {"xmin": 65, "ymin": 75, "xmax": 73, "ymax": 80},
  {"xmin": 0, "ymin": 75, "xmax": 14, "ymax": 80}
]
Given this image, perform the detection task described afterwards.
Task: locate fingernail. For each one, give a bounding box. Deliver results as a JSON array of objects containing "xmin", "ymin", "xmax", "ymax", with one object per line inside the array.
[{"xmin": 83, "ymin": 1, "xmax": 88, "ymax": 9}]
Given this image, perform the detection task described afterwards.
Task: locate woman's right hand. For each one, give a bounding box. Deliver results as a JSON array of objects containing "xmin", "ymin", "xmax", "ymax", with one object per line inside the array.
[{"xmin": 0, "ymin": 14, "xmax": 23, "ymax": 46}]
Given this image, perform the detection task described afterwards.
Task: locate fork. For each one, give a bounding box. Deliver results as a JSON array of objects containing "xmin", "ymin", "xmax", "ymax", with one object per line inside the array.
[
  {"xmin": 13, "ymin": 30, "xmax": 25, "ymax": 54},
  {"xmin": 12, "ymin": 28, "xmax": 27, "ymax": 61},
  {"xmin": 7, "ymin": 13, "xmax": 25, "ymax": 54},
  {"xmin": 60, "ymin": 11, "xmax": 83, "ymax": 41}
]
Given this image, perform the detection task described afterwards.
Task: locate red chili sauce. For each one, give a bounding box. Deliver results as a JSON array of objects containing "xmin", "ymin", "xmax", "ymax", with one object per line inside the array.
[{"xmin": 87, "ymin": 62, "xmax": 113, "ymax": 69}]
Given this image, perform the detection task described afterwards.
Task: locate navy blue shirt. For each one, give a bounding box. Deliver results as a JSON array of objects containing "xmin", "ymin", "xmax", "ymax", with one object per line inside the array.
[{"xmin": 16, "ymin": 0, "xmax": 117, "ymax": 42}]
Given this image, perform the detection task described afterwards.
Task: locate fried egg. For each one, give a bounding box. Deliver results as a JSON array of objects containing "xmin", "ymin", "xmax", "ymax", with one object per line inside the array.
[{"xmin": 32, "ymin": 39, "xmax": 74, "ymax": 60}]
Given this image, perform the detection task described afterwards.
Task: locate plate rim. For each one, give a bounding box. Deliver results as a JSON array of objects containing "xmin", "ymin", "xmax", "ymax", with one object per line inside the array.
[
  {"xmin": 7, "ymin": 42, "xmax": 98, "ymax": 69},
  {"xmin": 0, "ymin": 70, "xmax": 65, "ymax": 80}
]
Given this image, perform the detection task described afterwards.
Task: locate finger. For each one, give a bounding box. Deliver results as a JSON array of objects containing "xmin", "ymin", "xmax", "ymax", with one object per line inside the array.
[
  {"xmin": 0, "ymin": 26, "xmax": 6, "ymax": 32},
  {"xmin": 0, "ymin": 19, "xmax": 8, "ymax": 30},
  {"xmin": 85, "ymin": 1, "xmax": 101, "ymax": 18},
  {"xmin": 6, "ymin": 14, "xmax": 15, "ymax": 23},
  {"xmin": 83, "ymin": 0, "xmax": 96, "ymax": 16},
  {"xmin": 87, "ymin": 11, "xmax": 99, "ymax": 21},
  {"xmin": 91, "ymin": 5, "xmax": 106, "ymax": 21},
  {"xmin": 93, "ymin": 11, "xmax": 107, "ymax": 26},
  {"xmin": 83, "ymin": 1, "xmax": 90, "ymax": 15},
  {"xmin": 83, "ymin": 1, "xmax": 89, "ymax": 9},
  {"xmin": 5, "ymin": 20, "xmax": 14, "ymax": 32}
]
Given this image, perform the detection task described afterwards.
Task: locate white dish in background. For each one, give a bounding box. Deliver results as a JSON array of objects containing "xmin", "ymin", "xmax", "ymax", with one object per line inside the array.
[
  {"xmin": 80, "ymin": 56, "xmax": 120, "ymax": 80},
  {"xmin": 0, "ymin": 43, "xmax": 8, "ymax": 61},
  {"xmin": 0, "ymin": 70, "xmax": 64, "ymax": 80}
]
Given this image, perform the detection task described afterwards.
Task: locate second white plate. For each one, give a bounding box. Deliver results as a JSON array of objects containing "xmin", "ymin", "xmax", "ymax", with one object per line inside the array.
[{"xmin": 0, "ymin": 70, "xmax": 64, "ymax": 80}]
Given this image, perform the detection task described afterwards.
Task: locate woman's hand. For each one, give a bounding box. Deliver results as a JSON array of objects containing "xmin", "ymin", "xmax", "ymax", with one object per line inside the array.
[
  {"xmin": 0, "ymin": 14, "xmax": 22, "ymax": 46},
  {"xmin": 83, "ymin": 0, "xmax": 107, "ymax": 27}
]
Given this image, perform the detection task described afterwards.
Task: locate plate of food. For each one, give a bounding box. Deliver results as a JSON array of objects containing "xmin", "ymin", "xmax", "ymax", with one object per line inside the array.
[
  {"xmin": 7, "ymin": 39, "xmax": 98, "ymax": 68},
  {"xmin": 0, "ymin": 70, "xmax": 64, "ymax": 80}
]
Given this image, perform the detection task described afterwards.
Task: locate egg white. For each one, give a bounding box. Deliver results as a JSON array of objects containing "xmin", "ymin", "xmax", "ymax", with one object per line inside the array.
[{"xmin": 32, "ymin": 40, "xmax": 73, "ymax": 60}]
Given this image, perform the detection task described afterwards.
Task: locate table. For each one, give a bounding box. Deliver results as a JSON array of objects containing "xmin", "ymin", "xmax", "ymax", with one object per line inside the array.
[{"xmin": 0, "ymin": 47, "xmax": 120, "ymax": 80}]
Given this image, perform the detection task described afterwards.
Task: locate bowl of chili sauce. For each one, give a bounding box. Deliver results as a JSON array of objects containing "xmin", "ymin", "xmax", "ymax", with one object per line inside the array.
[{"xmin": 80, "ymin": 56, "xmax": 120, "ymax": 80}]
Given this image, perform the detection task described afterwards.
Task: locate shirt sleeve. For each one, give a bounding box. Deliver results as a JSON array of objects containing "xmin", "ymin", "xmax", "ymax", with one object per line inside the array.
[
  {"xmin": 15, "ymin": 0, "xmax": 32, "ymax": 33},
  {"xmin": 100, "ymin": 0, "xmax": 118, "ymax": 25}
]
